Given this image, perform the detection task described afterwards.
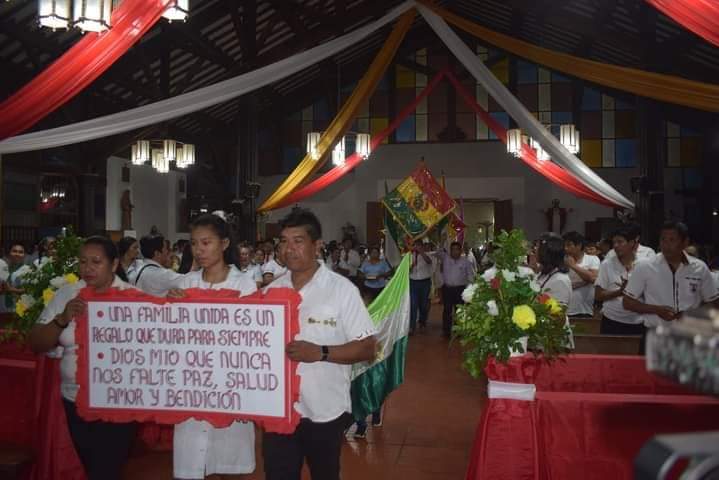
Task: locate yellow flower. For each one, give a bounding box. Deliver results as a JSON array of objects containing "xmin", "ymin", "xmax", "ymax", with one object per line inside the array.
[
  {"xmin": 42, "ymin": 288, "xmax": 55, "ymax": 306},
  {"xmin": 512, "ymin": 305, "xmax": 536, "ymax": 330},
  {"xmin": 15, "ymin": 302, "xmax": 27, "ymax": 317},
  {"xmin": 64, "ymin": 273, "xmax": 79, "ymax": 284},
  {"xmin": 545, "ymin": 297, "xmax": 563, "ymax": 316}
]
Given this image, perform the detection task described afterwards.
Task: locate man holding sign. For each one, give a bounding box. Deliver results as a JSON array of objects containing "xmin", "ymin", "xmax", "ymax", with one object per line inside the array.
[{"xmin": 264, "ymin": 208, "xmax": 377, "ymax": 480}]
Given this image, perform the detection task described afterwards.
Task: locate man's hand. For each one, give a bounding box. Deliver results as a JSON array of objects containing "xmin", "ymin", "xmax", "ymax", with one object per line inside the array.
[
  {"xmin": 655, "ymin": 306, "xmax": 678, "ymax": 322},
  {"xmin": 61, "ymin": 298, "xmax": 86, "ymax": 325},
  {"xmin": 286, "ymin": 340, "xmax": 322, "ymax": 363},
  {"xmin": 167, "ymin": 289, "xmax": 186, "ymax": 299},
  {"xmin": 565, "ymin": 255, "xmax": 577, "ymax": 268}
]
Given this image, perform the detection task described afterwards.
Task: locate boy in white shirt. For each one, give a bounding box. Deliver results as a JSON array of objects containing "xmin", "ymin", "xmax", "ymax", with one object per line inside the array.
[{"xmin": 563, "ymin": 231, "xmax": 600, "ymax": 318}]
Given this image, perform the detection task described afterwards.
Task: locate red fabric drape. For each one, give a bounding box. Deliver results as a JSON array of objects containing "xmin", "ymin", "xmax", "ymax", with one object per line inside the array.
[
  {"xmin": 0, "ymin": 0, "xmax": 171, "ymax": 140},
  {"xmin": 646, "ymin": 0, "xmax": 719, "ymax": 48},
  {"xmin": 276, "ymin": 69, "xmax": 620, "ymax": 209},
  {"xmin": 275, "ymin": 70, "xmax": 449, "ymax": 209},
  {"xmin": 445, "ymin": 72, "xmax": 619, "ymax": 208}
]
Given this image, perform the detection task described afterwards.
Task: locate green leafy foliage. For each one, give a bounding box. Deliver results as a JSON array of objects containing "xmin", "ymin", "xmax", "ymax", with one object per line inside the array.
[{"xmin": 453, "ymin": 229, "xmax": 570, "ymax": 378}]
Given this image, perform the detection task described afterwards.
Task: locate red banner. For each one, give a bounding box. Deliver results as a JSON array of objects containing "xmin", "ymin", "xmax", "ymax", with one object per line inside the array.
[
  {"xmin": 0, "ymin": 0, "xmax": 171, "ymax": 140},
  {"xmin": 646, "ymin": 0, "xmax": 719, "ymax": 48},
  {"xmin": 74, "ymin": 286, "xmax": 302, "ymax": 434}
]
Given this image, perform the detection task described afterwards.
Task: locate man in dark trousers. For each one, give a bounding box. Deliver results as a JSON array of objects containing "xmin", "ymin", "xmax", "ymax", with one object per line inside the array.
[
  {"xmin": 263, "ymin": 208, "xmax": 377, "ymax": 480},
  {"xmin": 437, "ymin": 241, "xmax": 476, "ymax": 337}
]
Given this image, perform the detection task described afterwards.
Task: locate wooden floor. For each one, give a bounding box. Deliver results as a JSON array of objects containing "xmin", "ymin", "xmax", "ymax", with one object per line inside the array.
[{"xmin": 123, "ymin": 304, "xmax": 485, "ymax": 479}]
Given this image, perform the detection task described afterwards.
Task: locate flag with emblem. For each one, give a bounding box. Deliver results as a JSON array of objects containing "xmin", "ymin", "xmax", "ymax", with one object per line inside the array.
[
  {"xmin": 382, "ymin": 163, "xmax": 457, "ymax": 240},
  {"xmin": 350, "ymin": 253, "xmax": 410, "ymax": 421}
]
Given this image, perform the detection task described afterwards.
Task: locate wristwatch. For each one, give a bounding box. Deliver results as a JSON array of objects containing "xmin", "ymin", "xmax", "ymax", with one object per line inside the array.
[{"xmin": 320, "ymin": 345, "xmax": 329, "ymax": 361}]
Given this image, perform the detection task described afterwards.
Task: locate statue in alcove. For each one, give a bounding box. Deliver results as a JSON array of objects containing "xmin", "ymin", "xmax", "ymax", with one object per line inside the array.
[
  {"xmin": 543, "ymin": 199, "xmax": 572, "ymax": 234},
  {"xmin": 121, "ymin": 189, "xmax": 133, "ymax": 230}
]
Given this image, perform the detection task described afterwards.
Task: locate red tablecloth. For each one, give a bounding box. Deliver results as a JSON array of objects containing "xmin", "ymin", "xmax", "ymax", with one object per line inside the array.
[
  {"xmin": 466, "ymin": 354, "xmax": 719, "ymax": 480},
  {"xmin": 0, "ymin": 342, "xmax": 86, "ymax": 480}
]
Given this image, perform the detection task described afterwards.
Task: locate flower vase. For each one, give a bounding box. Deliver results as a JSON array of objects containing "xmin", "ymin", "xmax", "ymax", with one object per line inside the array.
[{"xmin": 510, "ymin": 336, "xmax": 528, "ymax": 357}]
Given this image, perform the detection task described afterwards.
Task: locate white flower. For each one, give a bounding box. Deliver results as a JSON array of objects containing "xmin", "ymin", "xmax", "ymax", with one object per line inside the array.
[
  {"xmin": 517, "ymin": 266, "xmax": 535, "ymax": 278},
  {"xmin": 18, "ymin": 294, "xmax": 36, "ymax": 308},
  {"xmin": 13, "ymin": 265, "xmax": 32, "ymax": 279},
  {"xmin": 501, "ymin": 269, "xmax": 516, "ymax": 282},
  {"xmin": 49, "ymin": 276, "xmax": 68, "ymax": 289},
  {"xmin": 482, "ymin": 268, "xmax": 497, "ymax": 282},
  {"xmin": 529, "ymin": 280, "xmax": 541, "ymax": 293},
  {"xmin": 462, "ymin": 283, "xmax": 478, "ymax": 303},
  {"xmin": 486, "ymin": 300, "xmax": 499, "ymax": 316}
]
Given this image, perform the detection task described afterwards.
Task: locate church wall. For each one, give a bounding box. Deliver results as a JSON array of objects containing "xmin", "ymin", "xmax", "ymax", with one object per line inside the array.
[{"xmin": 106, "ymin": 156, "xmax": 188, "ymax": 242}]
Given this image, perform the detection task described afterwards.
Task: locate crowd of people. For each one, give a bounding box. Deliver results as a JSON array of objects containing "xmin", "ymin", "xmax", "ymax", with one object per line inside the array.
[{"xmin": 2, "ymin": 215, "xmax": 719, "ymax": 480}]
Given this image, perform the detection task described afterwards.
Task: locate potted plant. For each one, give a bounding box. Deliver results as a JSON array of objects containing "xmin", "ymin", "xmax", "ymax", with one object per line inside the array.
[{"xmin": 453, "ymin": 229, "xmax": 570, "ymax": 378}]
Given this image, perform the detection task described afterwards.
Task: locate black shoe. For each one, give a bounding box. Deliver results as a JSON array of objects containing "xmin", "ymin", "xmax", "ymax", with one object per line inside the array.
[
  {"xmin": 354, "ymin": 424, "xmax": 367, "ymax": 439},
  {"xmin": 371, "ymin": 412, "xmax": 382, "ymax": 427}
]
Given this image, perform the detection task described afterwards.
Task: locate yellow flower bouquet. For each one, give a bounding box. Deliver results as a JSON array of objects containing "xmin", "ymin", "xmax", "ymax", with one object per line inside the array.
[{"xmin": 453, "ymin": 230, "xmax": 571, "ymax": 378}]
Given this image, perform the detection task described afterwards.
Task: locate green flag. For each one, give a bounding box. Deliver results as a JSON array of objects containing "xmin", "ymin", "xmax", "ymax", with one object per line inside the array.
[{"xmin": 350, "ymin": 253, "xmax": 411, "ymax": 421}]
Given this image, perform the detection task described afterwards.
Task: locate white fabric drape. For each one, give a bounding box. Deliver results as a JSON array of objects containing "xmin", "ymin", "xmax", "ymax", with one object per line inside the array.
[
  {"xmin": 0, "ymin": 1, "xmax": 414, "ymax": 155},
  {"xmin": 487, "ymin": 380, "xmax": 536, "ymax": 401},
  {"xmin": 417, "ymin": 5, "xmax": 634, "ymax": 209}
]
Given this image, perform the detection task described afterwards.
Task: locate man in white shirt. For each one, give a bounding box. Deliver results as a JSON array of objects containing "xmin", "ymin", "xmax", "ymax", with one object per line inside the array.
[
  {"xmin": 236, "ymin": 242, "xmax": 262, "ymax": 288},
  {"xmin": 134, "ymin": 235, "xmax": 183, "ymax": 297},
  {"xmin": 595, "ymin": 226, "xmax": 645, "ymax": 337},
  {"xmin": 603, "ymin": 222, "xmax": 656, "ymax": 262},
  {"xmin": 264, "ymin": 208, "xmax": 376, "ymax": 480},
  {"xmin": 563, "ymin": 231, "xmax": 600, "ymax": 318},
  {"xmin": 341, "ymin": 238, "xmax": 362, "ymax": 286},
  {"xmin": 409, "ymin": 239, "xmax": 434, "ymax": 334},
  {"xmin": 261, "ymin": 245, "xmax": 288, "ymax": 286},
  {"xmin": 624, "ymin": 221, "xmax": 719, "ymax": 332},
  {"xmin": 437, "ymin": 242, "xmax": 476, "ymax": 337}
]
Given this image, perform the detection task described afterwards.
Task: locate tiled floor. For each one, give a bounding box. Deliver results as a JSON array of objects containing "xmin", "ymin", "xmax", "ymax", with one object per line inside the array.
[{"xmin": 123, "ymin": 305, "xmax": 486, "ymax": 479}]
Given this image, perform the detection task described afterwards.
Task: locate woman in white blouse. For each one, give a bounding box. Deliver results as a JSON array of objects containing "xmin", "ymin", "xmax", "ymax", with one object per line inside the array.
[
  {"xmin": 29, "ymin": 236, "xmax": 137, "ymax": 480},
  {"xmin": 535, "ymin": 233, "xmax": 574, "ymax": 348},
  {"xmin": 168, "ymin": 213, "xmax": 257, "ymax": 480}
]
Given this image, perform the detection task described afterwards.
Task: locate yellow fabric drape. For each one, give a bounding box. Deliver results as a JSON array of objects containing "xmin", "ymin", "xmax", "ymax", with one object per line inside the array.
[
  {"xmin": 423, "ymin": 2, "xmax": 719, "ymax": 113},
  {"xmin": 257, "ymin": 9, "xmax": 416, "ymax": 212}
]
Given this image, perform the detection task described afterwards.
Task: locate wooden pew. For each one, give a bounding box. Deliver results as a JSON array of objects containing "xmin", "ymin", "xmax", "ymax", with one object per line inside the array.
[
  {"xmin": 570, "ymin": 316, "xmax": 601, "ymax": 334},
  {"xmin": 573, "ymin": 334, "xmax": 642, "ymax": 355}
]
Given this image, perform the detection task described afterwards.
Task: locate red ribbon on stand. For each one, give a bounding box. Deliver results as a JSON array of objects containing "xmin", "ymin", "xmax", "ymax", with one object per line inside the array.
[{"xmin": 0, "ymin": 0, "xmax": 171, "ymax": 140}]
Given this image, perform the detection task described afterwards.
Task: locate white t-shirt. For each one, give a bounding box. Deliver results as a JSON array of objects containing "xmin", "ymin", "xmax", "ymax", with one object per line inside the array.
[
  {"xmin": 537, "ymin": 270, "xmax": 574, "ymax": 348},
  {"xmin": 37, "ymin": 276, "xmax": 136, "ymax": 401},
  {"xmin": 261, "ymin": 259, "xmax": 287, "ymax": 282},
  {"xmin": 237, "ymin": 263, "xmax": 262, "ymax": 285},
  {"xmin": 174, "ymin": 265, "xmax": 257, "ymax": 478},
  {"xmin": 134, "ymin": 259, "xmax": 184, "ymax": 297},
  {"xmin": 595, "ymin": 255, "xmax": 642, "ymax": 324},
  {"xmin": 409, "ymin": 252, "xmax": 434, "ymax": 281},
  {"xmin": 567, "ymin": 254, "xmax": 601, "ymax": 316},
  {"xmin": 266, "ymin": 262, "xmax": 376, "ymax": 423},
  {"xmin": 624, "ymin": 253, "xmax": 719, "ymax": 328},
  {"xmin": 341, "ymin": 249, "xmax": 362, "ymax": 277}
]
